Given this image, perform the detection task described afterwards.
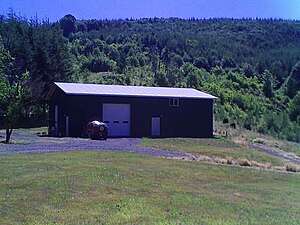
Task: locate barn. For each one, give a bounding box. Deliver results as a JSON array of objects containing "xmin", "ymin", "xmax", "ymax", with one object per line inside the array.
[{"xmin": 47, "ymin": 82, "xmax": 217, "ymax": 138}]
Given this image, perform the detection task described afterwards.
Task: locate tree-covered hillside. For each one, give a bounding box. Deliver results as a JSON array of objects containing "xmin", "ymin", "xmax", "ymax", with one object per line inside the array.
[{"xmin": 1, "ymin": 13, "xmax": 300, "ymax": 142}]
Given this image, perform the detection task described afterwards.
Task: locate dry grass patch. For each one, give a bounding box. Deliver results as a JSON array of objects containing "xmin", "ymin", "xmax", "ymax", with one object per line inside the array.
[
  {"xmin": 286, "ymin": 163, "xmax": 300, "ymax": 172},
  {"xmin": 237, "ymin": 158, "xmax": 252, "ymax": 167},
  {"xmin": 142, "ymin": 137, "xmax": 283, "ymax": 166},
  {"xmin": 176, "ymin": 154, "xmax": 288, "ymax": 172}
]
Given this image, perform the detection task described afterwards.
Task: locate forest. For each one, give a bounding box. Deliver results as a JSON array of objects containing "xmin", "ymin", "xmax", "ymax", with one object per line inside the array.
[{"xmin": 0, "ymin": 12, "xmax": 300, "ymax": 142}]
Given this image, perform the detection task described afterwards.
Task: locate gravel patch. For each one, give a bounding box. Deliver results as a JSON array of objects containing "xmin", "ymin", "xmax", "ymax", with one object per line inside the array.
[{"xmin": 0, "ymin": 131, "xmax": 189, "ymax": 158}]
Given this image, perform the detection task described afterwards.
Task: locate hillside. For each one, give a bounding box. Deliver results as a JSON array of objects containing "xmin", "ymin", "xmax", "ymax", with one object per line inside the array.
[{"xmin": 0, "ymin": 14, "xmax": 300, "ymax": 141}]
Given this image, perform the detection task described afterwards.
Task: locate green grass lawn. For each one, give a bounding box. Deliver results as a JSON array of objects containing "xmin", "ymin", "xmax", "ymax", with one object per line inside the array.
[
  {"xmin": 141, "ymin": 137, "xmax": 283, "ymax": 165},
  {"xmin": 0, "ymin": 151, "xmax": 299, "ymax": 225},
  {"xmin": 0, "ymin": 127, "xmax": 48, "ymax": 145}
]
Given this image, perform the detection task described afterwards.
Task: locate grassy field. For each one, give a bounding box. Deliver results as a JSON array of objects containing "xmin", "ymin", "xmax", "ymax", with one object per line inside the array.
[
  {"xmin": 141, "ymin": 137, "xmax": 283, "ymax": 165},
  {"xmin": 0, "ymin": 151, "xmax": 299, "ymax": 225},
  {"xmin": 215, "ymin": 122, "xmax": 300, "ymax": 157}
]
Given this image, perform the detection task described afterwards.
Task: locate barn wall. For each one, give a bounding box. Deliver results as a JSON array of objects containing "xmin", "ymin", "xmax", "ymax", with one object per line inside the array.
[
  {"xmin": 48, "ymin": 88, "xmax": 68, "ymax": 136},
  {"xmin": 49, "ymin": 92, "xmax": 214, "ymax": 138}
]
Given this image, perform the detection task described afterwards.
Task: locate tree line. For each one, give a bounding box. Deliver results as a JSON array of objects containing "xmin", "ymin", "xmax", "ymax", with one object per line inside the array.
[{"xmin": 1, "ymin": 13, "xmax": 300, "ymax": 142}]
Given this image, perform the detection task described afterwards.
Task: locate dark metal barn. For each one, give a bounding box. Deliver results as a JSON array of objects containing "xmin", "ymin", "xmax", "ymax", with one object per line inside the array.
[{"xmin": 48, "ymin": 82, "xmax": 217, "ymax": 138}]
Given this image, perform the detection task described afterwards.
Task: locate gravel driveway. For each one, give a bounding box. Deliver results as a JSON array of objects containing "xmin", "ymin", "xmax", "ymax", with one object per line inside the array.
[
  {"xmin": 0, "ymin": 131, "xmax": 189, "ymax": 158},
  {"xmin": 249, "ymin": 144, "xmax": 300, "ymax": 164},
  {"xmin": 1, "ymin": 130, "xmax": 300, "ymax": 165}
]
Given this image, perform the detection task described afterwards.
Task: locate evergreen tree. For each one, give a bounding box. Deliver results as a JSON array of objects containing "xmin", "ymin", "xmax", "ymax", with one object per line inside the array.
[
  {"xmin": 289, "ymin": 92, "xmax": 300, "ymax": 122},
  {"xmin": 262, "ymin": 70, "xmax": 275, "ymax": 99},
  {"xmin": 287, "ymin": 61, "xmax": 300, "ymax": 98},
  {"xmin": 59, "ymin": 14, "xmax": 77, "ymax": 37}
]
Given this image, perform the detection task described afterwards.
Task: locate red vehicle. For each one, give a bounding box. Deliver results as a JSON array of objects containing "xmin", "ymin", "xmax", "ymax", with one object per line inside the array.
[{"xmin": 83, "ymin": 121, "xmax": 108, "ymax": 140}]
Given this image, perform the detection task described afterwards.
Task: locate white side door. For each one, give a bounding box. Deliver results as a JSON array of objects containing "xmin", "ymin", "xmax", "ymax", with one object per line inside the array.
[{"xmin": 151, "ymin": 117, "xmax": 160, "ymax": 137}]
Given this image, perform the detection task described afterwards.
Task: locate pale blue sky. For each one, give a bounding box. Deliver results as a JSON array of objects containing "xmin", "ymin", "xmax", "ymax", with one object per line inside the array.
[{"xmin": 0, "ymin": 0, "xmax": 299, "ymax": 21}]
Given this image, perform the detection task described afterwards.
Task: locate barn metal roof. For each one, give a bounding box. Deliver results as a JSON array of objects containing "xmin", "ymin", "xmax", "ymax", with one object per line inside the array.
[{"xmin": 54, "ymin": 82, "xmax": 217, "ymax": 99}]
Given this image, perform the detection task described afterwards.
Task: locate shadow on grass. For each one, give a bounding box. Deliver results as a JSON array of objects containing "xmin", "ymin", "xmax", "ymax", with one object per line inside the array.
[{"xmin": 0, "ymin": 118, "xmax": 47, "ymax": 130}]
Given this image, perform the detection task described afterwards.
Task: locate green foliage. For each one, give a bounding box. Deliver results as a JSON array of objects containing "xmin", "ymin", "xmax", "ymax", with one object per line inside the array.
[
  {"xmin": 0, "ymin": 38, "xmax": 9, "ymax": 102},
  {"xmin": 262, "ymin": 70, "xmax": 275, "ymax": 98},
  {"xmin": 289, "ymin": 92, "xmax": 300, "ymax": 122},
  {"xmin": 83, "ymin": 52, "xmax": 117, "ymax": 72},
  {"xmin": 1, "ymin": 70, "xmax": 32, "ymax": 139},
  {"xmin": 193, "ymin": 57, "xmax": 210, "ymax": 71},
  {"xmin": 0, "ymin": 37, "xmax": 32, "ymax": 142},
  {"xmin": 4, "ymin": 101, "xmax": 21, "ymax": 127},
  {"xmin": 257, "ymin": 112, "xmax": 300, "ymax": 142},
  {"xmin": 1, "ymin": 14, "xmax": 300, "ymax": 142},
  {"xmin": 59, "ymin": 14, "xmax": 77, "ymax": 37},
  {"xmin": 0, "ymin": 13, "xmax": 74, "ymax": 103},
  {"xmin": 287, "ymin": 61, "xmax": 300, "ymax": 98}
]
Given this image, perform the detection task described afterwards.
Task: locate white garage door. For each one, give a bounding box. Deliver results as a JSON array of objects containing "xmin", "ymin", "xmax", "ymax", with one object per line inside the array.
[{"xmin": 103, "ymin": 103, "xmax": 130, "ymax": 137}]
